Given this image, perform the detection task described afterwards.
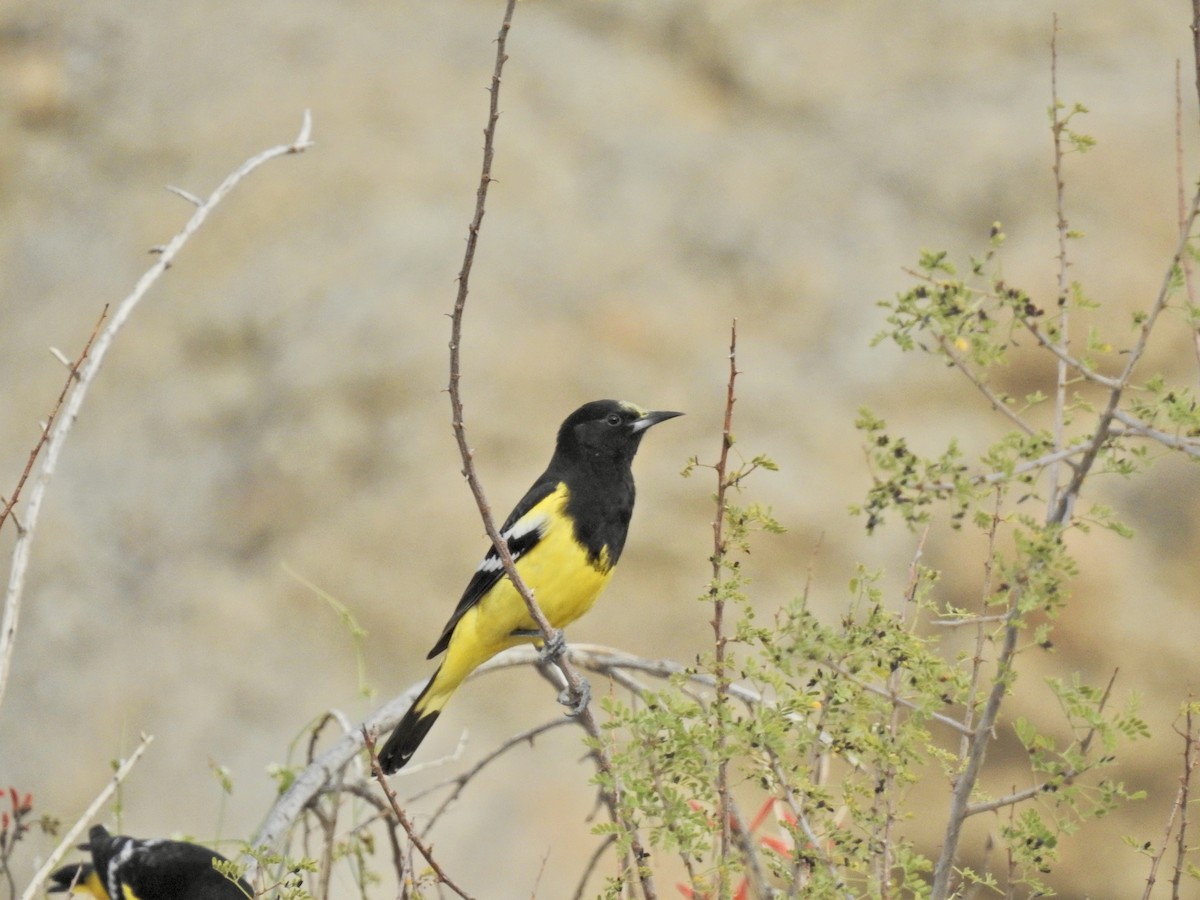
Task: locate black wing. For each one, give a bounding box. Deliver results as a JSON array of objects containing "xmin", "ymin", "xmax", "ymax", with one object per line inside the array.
[
  {"xmin": 121, "ymin": 841, "xmax": 249, "ymax": 900},
  {"xmin": 426, "ymin": 474, "xmax": 560, "ymax": 659}
]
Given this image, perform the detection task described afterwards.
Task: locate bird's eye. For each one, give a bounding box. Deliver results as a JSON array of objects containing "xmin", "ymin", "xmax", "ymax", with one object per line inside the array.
[{"xmin": 605, "ymin": 412, "xmax": 623, "ymax": 426}]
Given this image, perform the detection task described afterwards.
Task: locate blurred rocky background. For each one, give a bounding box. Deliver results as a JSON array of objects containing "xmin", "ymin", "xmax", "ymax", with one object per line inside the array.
[{"xmin": 1, "ymin": 1, "xmax": 1197, "ymax": 897}]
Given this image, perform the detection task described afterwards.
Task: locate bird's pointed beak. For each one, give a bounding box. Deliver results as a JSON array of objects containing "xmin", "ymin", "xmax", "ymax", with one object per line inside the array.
[{"xmin": 631, "ymin": 409, "xmax": 684, "ymax": 433}]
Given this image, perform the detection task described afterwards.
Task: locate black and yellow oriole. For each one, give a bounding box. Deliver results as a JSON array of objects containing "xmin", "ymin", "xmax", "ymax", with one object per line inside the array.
[
  {"xmin": 48, "ymin": 825, "xmax": 252, "ymax": 900},
  {"xmin": 377, "ymin": 399, "xmax": 681, "ymax": 773}
]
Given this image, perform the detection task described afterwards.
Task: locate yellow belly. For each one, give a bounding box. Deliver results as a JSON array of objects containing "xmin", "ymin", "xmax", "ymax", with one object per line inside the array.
[{"xmin": 437, "ymin": 485, "xmax": 613, "ymax": 696}]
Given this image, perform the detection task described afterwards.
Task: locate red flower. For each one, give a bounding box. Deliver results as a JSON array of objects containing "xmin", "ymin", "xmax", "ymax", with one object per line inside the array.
[{"xmin": 675, "ymin": 796, "xmax": 799, "ymax": 899}]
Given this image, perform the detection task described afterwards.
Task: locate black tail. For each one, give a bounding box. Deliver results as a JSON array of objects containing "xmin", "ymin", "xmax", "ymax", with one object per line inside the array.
[
  {"xmin": 377, "ymin": 673, "xmax": 441, "ymax": 774},
  {"xmin": 47, "ymin": 864, "xmax": 91, "ymax": 894}
]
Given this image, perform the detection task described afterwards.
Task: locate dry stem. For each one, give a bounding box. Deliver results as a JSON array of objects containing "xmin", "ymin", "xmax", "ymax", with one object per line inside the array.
[{"xmin": 0, "ymin": 112, "xmax": 313, "ymax": 712}]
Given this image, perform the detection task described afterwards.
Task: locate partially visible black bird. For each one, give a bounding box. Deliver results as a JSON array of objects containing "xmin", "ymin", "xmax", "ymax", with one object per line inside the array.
[
  {"xmin": 48, "ymin": 825, "xmax": 252, "ymax": 900},
  {"xmin": 377, "ymin": 399, "xmax": 682, "ymax": 773}
]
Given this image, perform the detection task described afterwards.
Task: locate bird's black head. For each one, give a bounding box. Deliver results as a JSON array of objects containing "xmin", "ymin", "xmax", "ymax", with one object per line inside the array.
[{"xmin": 555, "ymin": 400, "xmax": 682, "ymax": 464}]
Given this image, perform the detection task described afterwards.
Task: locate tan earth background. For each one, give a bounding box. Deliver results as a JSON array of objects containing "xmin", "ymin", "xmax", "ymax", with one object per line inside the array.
[{"xmin": 2, "ymin": 1, "xmax": 1199, "ymax": 897}]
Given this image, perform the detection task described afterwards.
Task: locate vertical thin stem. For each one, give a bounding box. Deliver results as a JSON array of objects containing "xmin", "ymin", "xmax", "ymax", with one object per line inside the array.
[
  {"xmin": 1174, "ymin": 59, "xmax": 1200, "ymax": 378},
  {"xmin": 1170, "ymin": 705, "xmax": 1198, "ymax": 899},
  {"xmin": 930, "ymin": 593, "xmax": 1021, "ymax": 899},
  {"xmin": 1140, "ymin": 703, "xmax": 1199, "ymax": 900},
  {"xmin": 710, "ymin": 321, "xmax": 739, "ymax": 899},
  {"xmin": 877, "ymin": 527, "xmax": 929, "ymax": 897},
  {"xmin": 363, "ymin": 731, "xmax": 476, "ymax": 900},
  {"xmin": 1047, "ymin": 15, "xmax": 1071, "ymax": 515},
  {"xmin": 961, "ymin": 489, "xmax": 1003, "ymax": 757},
  {"xmin": 1193, "ymin": 0, "xmax": 1200, "ymax": 123}
]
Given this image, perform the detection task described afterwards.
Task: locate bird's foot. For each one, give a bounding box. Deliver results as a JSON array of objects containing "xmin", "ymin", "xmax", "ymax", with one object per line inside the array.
[
  {"xmin": 537, "ymin": 628, "xmax": 567, "ymax": 663},
  {"xmin": 558, "ymin": 676, "xmax": 592, "ymax": 717}
]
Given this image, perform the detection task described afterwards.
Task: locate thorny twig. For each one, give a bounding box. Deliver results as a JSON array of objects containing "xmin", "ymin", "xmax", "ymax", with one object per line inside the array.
[
  {"xmin": 1170, "ymin": 704, "xmax": 1199, "ymax": 899},
  {"xmin": 1048, "ymin": 12, "xmax": 1074, "ymax": 516},
  {"xmin": 0, "ymin": 112, "xmax": 312, "ymax": 713},
  {"xmin": 317, "ymin": 783, "xmax": 405, "ymax": 892},
  {"xmin": 364, "ymin": 730, "xmax": 476, "ymax": 900},
  {"xmin": 710, "ymin": 320, "xmax": 739, "ymax": 896},
  {"xmin": 570, "ymin": 835, "xmax": 618, "ymax": 900},
  {"xmin": 0, "ymin": 305, "xmax": 108, "ymax": 535},
  {"xmin": 1140, "ymin": 704, "xmax": 1200, "ymax": 900}
]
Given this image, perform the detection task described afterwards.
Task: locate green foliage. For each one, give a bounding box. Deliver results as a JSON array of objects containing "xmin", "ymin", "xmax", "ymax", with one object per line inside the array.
[
  {"xmin": 605, "ymin": 461, "xmax": 955, "ymax": 896},
  {"xmin": 240, "ymin": 847, "xmax": 317, "ymax": 900},
  {"xmin": 596, "ymin": 205, "xmax": 1200, "ymax": 895},
  {"xmin": 851, "ymin": 410, "xmax": 977, "ymax": 533},
  {"xmin": 1050, "ymin": 100, "xmax": 1096, "ymax": 157},
  {"xmin": 210, "ymin": 858, "xmax": 255, "ymax": 899}
]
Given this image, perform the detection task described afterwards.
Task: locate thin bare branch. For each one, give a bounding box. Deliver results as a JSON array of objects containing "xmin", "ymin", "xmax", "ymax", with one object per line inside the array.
[
  {"xmin": 1170, "ymin": 703, "xmax": 1199, "ymax": 899},
  {"xmin": 710, "ymin": 320, "xmax": 739, "ymax": 896},
  {"xmin": 1014, "ymin": 318, "xmax": 1121, "ymax": 390},
  {"xmin": 0, "ymin": 113, "xmax": 312, "ymax": 714},
  {"xmin": 364, "ymin": 730, "xmax": 476, "ymax": 900},
  {"xmin": 934, "ymin": 334, "xmax": 1035, "ymax": 435},
  {"xmin": 571, "ymin": 835, "xmax": 618, "ymax": 900},
  {"xmin": 1173, "ymin": 59, "xmax": 1200, "ymax": 380},
  {"xmin": 47, "ymin": 346, "xmax": 74, "ymax": 369},
  {"xmin": 1111, "ymin": 409, "xmax": 1200, "ymax": 458},
  {"xmin": 414, "ymin": 718, "xmax": 575, "ymax": 833},
  {"xmin": 931, "ymin": 614, "xmax": 1011, "ymax": 627},
  {"xmin": 20, "ymin": 734, "xmax": 154, "ymax": 900},
  {"xmin": 320, "ymin": 783, "xmax": 406, "ymax": 890},
  {"xmin": 0, "ymin": 304, "xmax": 107, "ymax": 536},
  {"xmin": 165, "ymin": 184, "xmax": 204, "ymax": 207},
  {"xmin": 1048, "ymin": 13, "xmax": 1073, "ymax": 514}
]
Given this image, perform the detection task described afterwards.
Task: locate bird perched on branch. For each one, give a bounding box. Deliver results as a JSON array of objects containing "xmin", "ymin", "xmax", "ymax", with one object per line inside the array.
[
  {"xmin": 377, "ymin": 399, "xmax": 682, "ymax": 773},
  {"xmin": 48, "ymin": 824, "xmax": 252, "ymax": 900}
]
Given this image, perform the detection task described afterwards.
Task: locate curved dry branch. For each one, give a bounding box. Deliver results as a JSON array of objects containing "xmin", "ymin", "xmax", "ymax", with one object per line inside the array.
[{"xmin": 0, "ymin": 112, "xmax": 314, "ymax": 712}]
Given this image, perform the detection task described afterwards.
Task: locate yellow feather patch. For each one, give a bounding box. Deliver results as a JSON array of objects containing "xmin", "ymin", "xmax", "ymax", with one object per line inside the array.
[
  {"xmin": 70, "ymin": 872, "xmax": 110, "ymax": 900},
  {"xmin": 417, "ymin": 483, "xmax": 613, "ymax": 715}
]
